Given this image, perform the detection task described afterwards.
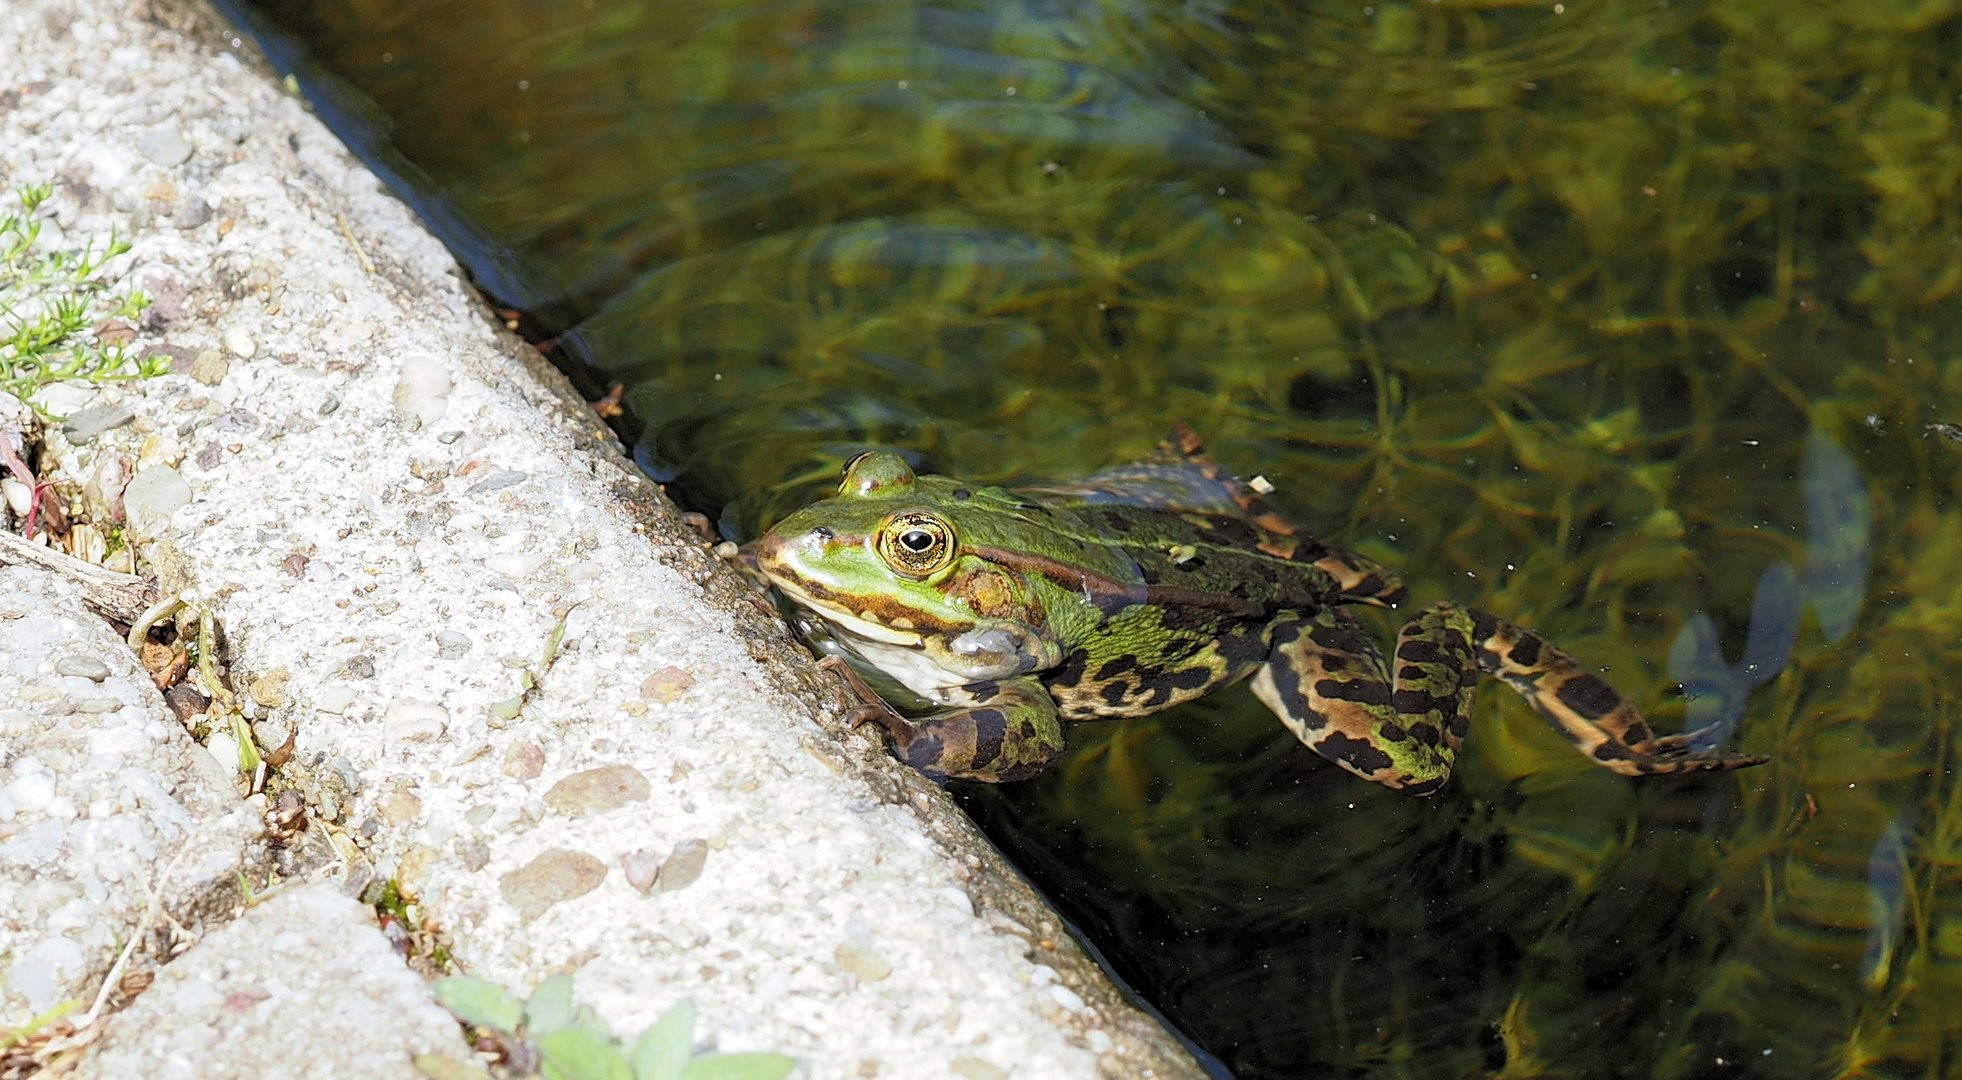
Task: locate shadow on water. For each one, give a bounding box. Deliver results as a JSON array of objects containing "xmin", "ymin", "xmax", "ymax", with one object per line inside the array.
[{"xmin": 214, "ymin": 0, "xmax": 1962, "ymax": 1074}]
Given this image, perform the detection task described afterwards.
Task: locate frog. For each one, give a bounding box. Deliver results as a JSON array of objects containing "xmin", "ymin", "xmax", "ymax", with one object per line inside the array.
[{"xmin": 746, "ymin": 425, "xmax": 1768, "ymax": 788}]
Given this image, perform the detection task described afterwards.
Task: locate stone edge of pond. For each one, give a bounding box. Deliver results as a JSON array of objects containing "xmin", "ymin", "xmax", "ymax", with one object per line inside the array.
[{"xmin": 0, "ymin": 0, "xmax": 1205, "ymax": 1077}]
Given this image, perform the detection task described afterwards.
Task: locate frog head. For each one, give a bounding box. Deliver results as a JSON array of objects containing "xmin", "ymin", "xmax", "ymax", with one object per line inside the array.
[{"xmin": 749, "ymin": 452, "xmax": 1064, "ymax": 691}]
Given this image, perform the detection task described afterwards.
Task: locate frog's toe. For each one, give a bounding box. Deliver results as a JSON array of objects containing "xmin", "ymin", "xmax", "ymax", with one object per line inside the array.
[{"xmin": 1604, "ymin": 728, "xmax": 1769, "ymax": 774}]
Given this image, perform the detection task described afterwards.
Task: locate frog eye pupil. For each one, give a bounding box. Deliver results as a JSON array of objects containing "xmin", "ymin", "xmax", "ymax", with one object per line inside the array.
[{"xmin": 879, "ymin": 514, "xmax": 953, "ymax": 576}]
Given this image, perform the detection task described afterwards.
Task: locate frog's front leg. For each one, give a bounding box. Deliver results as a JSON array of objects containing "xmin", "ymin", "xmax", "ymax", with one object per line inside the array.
[
  {"xmin": 1251, "ymin": 604, "xmax": 1767, "ymax": 795},
  {"xmin": 874, "ymin": 676, "xmax": 1066, "ymax": 784}
]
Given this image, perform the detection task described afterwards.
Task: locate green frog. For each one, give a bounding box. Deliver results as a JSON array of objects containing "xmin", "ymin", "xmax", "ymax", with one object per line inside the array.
[{"xmin": 748, "ymin": 426, "xmax": 1767, "ymax": 788}]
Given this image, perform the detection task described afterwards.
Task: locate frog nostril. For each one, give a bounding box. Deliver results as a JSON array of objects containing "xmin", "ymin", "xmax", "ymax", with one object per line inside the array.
[{"xmin": 812, "ymin": 526, "xmax": 834, "ymax": 541}]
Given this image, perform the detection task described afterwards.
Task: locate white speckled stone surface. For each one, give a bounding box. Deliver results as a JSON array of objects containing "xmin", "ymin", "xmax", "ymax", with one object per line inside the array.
[
  {"xmin": 73, "ymin": 884, "xmax": 474, "ymax": 1080},
  {"xmin": 0, "ymin": 0, "xmax": 1202, "ymax": 1076},
  {"xmin": 0, "ymin": 564, "xmax": 261, "ymax": 1019}
]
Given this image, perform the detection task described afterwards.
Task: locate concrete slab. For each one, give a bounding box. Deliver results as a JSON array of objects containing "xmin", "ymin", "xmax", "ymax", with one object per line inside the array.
[{"xmin": 1, "ymin": 0, "xmax": 1203, "ymax": 1075}]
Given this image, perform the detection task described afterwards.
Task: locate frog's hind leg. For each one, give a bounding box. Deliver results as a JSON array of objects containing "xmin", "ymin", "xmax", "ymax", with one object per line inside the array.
[
  {"xmin": 1250, "ymin": 608, "xmax": 1464, "ymax": 795},
  {"xmin": 1463, "ymin": 607, "xmax": 1769, "ymax": 777},
  {"xmin": 875, "ymin": 676, "xmax": 1068, "ymax": 784},
  {"xmin": 1251, "ymin": 605, "xmax": 1766, "ymax": 796}
]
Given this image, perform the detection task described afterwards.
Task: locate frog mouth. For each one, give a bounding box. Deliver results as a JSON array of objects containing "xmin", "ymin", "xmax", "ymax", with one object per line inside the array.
[{"xmin": 765, "ymin": 577, "xmax": 934, "ymax": 648}]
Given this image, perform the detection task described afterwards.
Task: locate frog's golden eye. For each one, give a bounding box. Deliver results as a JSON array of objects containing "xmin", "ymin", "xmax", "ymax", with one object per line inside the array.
[{"xmin": 876, "ymin": 512, "xmax": 956, "ymax": 577}]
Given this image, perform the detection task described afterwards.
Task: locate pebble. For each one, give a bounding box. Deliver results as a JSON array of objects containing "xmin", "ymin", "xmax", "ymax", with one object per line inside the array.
[
  {"xmin": 1047, "ymin": 984, "xmax": 1087, "ymax": 1013},
  {"xmin": 3, "ymin": 760, "xmax": 58, "ymax": 814},
  {"xmin": 213, "ymin": 409, "xmax": 259, "ymax": 437},
  {"xmin": 248, "ymin": 667, "xmax": 291, "ymax": 709},
  {"xmin": 457, "ymin": 836, "xmax": 492, "ymax": 872},
  {"xmin": 951, "ymin": 1057, "xmax": 1008, "ymax": 1080},
  {"xmin": 485, "ymin": 551, "xmax": 545, "ymax": 578},
  {"xmin": 834, "ymin": 943, "xmax": 893, "ymax": 983},
  {"xmin": 171, "ymin": 195, "xmax": 214, "ymax": 229},
  {"xmin": 658, "ymin": 838, "xmax": 709, "ymax": 893},
  {"xmin": 54, "ymin": 656, "xmax": 112, "ymax": 682},
  {"xmin": 252, "ymin": 718, "xmax": 294, "ymax": 753},
  {"xmin": 381, "ymin": 698, "xmax": 448, "ymax": 742},
  {"xmin": 502, "ymin": 742, "xmax": 545, "ymax": 780},
  {"xmin": 205, "ymin": 729, "xmax": 241, "ymax": 770},
  {"xmin": 83, "ymin": 453, "xmax": 132, "ymax": 522},
  {"xmin": 138, "ymin": 125, "xmax": 193, "ymax": 167},
  {"xmin": 542, "ymin": 764, "xmax": 650, "ymax": 818},
  {"xmin": 621, "ymin": 847, "xmax": 661, "ymax": 893},
  {"xmin": 499, "ymin": 848, "xmax": 607, "ymax": 922},
  {"xmin": 314, "ymin": 684, "xmax": 358, "ymax": 714},
  {"xmin": 122, "ymin": 465, "xmax": 192, "ymax": 536},
  {"xmin": 163, "ymin": 684, "xmax": 209, "ymax": 723},
  {"xmin": 30, "ymin": 383, "xmax": 99, "ymax": 417},
  {"xmin": 466, "ymin": 469, "xmax": 527, "ymax": 495},
  {"xmin": 59, "ymin": 404, "xmax": 136, "ymax": 445},
  {"xmin": 378, "ymin": 791, "xmax": 422, "ymax": 826},
  {"xmin": 434, "ymin": 630, "xmax": 472, "ymax": 659},
  {"xmin": 639, "ymin": 666, "xmax": 696, "ymax": 704},
  {"xmin": 188, "ymin": 349, "xmax": 229, "ymax": 386},
  {"xmin": 223, "ymin": 326, "xmax": 258, "ymax": 359},
  {"xmin": 394, "ymin": 354, "xmax": 452, "ymax": 429}
]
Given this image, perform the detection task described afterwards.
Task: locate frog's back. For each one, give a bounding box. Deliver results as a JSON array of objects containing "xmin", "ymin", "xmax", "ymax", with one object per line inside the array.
[{"xmin": 1018, "ymin": 424, "xmax": 1407, "ymax": 611}]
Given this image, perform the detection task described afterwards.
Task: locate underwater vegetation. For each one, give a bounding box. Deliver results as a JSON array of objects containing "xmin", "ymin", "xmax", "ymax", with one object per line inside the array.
[{"xmin": 221, "ymin": 0, "xmax": 1962, "ymax": 1074}]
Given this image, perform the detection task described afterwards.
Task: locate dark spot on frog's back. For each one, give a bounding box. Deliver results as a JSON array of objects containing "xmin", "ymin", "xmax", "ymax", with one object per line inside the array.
[
  {"xmin": 1046, "ymin": 647, "xmax": 1092, "ymax": 690},
  {"xmin": 1398, "ymin": 776, "xmax": 1444, "ymax": 797},
  {"xmin": 1316, "ymin": 677, "xmax": 1394, "ymax": 708},
  {"xmin": 970, "ymin": 709, "xmax": 1006, "ymax": 769},
  {"xmin": 1397, "ymin": 637, "xmax": 1446, "ymax": 664},
  {"xmin": 1392, "ymin": 686, "xmax": 1456, "ymax": 717},
  {"xmin": 1318, "ymin": 731, "xmax": 1396, "ymax": 776},
  {"xmin": 1307, "ymin": 618, "xmax": 1369, "ymax": 654},
  {"xmin": 1217, "ymin": 624, "xmax": 1267, "ymax": 666},
  {"xmin": 1094, "ymin": 655, "xmax": 1139, "ymax": 683},
  {"xmin": 1196, "ymin": 517, "xmax": 1262, "ymax": 548},
  {"xmin": 1555, "ymin": 673, "xmax": 1622, "ymax": 720}
]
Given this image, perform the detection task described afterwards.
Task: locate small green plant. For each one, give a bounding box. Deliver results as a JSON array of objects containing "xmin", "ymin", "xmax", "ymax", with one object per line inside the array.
[
  {"xmin": 1, "ymin": 182, "xmax": 165, "ymax": 418},
  {"xmin": 421, "ymin": 975, "xmax": 794, "ymax": 1080}
]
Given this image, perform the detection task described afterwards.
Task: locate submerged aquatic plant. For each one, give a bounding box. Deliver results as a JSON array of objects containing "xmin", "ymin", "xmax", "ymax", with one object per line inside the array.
[{"xmin": 1670, "ymin": 430, "xmax": 1872, "ymax": 750}]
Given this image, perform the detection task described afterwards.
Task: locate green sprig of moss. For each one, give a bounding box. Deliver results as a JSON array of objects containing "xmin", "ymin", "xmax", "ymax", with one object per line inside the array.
[{"xmin": 0, "ymin": 183, "xmax": 165, "ymax": 418}]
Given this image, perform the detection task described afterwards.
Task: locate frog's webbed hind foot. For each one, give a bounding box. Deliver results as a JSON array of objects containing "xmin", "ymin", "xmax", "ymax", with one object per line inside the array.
[
  {"xmin": 1607, "ymin": 725, "xmax": 1769, "ymax": 773},
  {"xmin": 1464, "ymin": 609, "xmax": 1768, "ymax": 777}
]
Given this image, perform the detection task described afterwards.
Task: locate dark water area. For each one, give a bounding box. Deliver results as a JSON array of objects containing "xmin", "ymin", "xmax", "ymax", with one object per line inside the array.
[{"xmin": 218, "ymin": 0, "xmax": 1962, "ymax": 1075}]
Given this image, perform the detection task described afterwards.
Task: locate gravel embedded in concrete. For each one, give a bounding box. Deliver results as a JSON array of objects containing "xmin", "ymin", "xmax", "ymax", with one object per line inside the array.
[
  {"xmin": 0, "ymin": 0, "xmax": 1205, "ymax": 1076},
  {"xmin": 0, "ymin": 564, "xmax": 262, "ymax": 1020},
  {"xmin": 74, "ymin": 884, "xmax": 475, "ymax": 1080}
]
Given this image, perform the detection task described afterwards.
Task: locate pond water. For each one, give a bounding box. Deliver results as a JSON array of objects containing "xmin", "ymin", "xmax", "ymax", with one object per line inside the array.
[{"xmin": 219, "ymin": 1, "xmax": 1962, "ymax": 1075}]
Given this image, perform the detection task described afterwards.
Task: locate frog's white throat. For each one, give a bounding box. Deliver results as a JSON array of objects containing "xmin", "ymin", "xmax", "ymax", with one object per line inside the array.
[{"xmin": 775, "ymin": 588, "xmax": 984, "ymax": 694}]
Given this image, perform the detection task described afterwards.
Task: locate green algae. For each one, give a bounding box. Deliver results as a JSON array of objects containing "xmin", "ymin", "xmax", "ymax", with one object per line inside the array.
[{"xmin": 225, "ymin": 0, "xmax": 1962, "ymax": 1074}]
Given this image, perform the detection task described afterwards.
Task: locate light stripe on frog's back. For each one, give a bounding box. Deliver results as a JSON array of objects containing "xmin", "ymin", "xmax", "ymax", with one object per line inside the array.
[{"xmin": 963, "ymin": 544, "xmax": 1273, "ymax": 621}]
